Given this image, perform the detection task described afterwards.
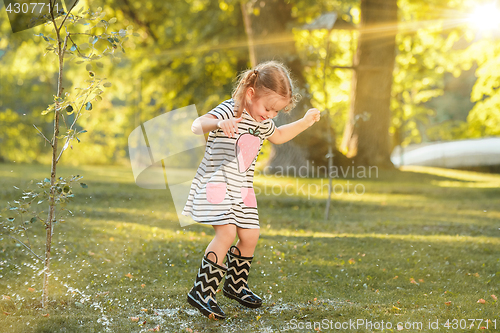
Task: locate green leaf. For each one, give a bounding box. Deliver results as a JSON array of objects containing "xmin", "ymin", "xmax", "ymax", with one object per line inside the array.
[
  {"xmin": 66, "ymin": 105, "xmax": 74, "ymax": 114},
  {"xmin": 9, "ymin": 207, "xmax": 18, "ymax": 211},
  {"xmin": 63, "ymin": 185, "xmax": 71, "ymax": 194},
  {"xmin": 7, "ymin": 218, "xmax": 15, "ymax": 222},
  {"xmin": 103, "ymin": 82, "xmax": 112, "ymax": 88},
  {"xmin": 92, "ymin": 36, "xmax": 98, "ymax": 44},
  {"xmin": 70, "ymin": 44, "xmax": 77, "ymax": 52},
  {"xmin": 96, "ymin": 62, "xmax": 103, "ymax": 68},
  {"xmin": 86, "ymin": 64, "xmax": 92, "ymax": 71},
  {"xmin": 80, "ymin": 183, "xmax": 88, "ymax": 188},
  {"xmin": 30, "ymin": 217, "xmax": 37, "ymax": 223},
  {"xmin": 44, "ymin": 178, "xmax": 50, "ymax": 183},
  {"xmin": 109, "ymin": 17, "xmax": 117, "ymax": 24},
  {"xmin": 79, "ymin": 130, "xmax": 88, "ymax": 134},
  {"xmin": 79, "ymin": 43, "xmax": 89, "ymax": 50},
  {"xmin": 85, "ymin": 102, "xmax": 92, "ymax": 111}
]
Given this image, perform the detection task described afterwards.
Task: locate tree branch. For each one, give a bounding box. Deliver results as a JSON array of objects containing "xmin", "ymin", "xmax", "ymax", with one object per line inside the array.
[
  {"xmin": 8, "ymin": 235, "xmax": 43, "ymax": 261},
  {"xmin": 57, "ymin": 0, "xmax": 79, "ymax": 31},
  {"xmin": 33, "ymin": 125, "xmax": 53, "ymax": 147}
]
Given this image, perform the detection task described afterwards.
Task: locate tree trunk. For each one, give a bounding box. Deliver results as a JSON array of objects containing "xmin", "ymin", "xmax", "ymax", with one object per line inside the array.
[
  {"xmin": 340, "ymin": 0, "xmax": 397, "ymax": 167},
  {"xmin": 42, "ymin": 26, "xmax": 67, "ymax": 310},
  {"xmin": 242, "ymin": 0, "xmax": 345, "ymax": 174}
]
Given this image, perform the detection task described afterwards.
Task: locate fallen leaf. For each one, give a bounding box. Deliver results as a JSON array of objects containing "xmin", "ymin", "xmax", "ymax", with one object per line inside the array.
[
  {"xmin": 477, "ymin": 299, "xmax": 486, "ymax": 304},
  {"xmin": 348, "ymin": 258, "xmax": 356, "ymax": 264},
  {"xmin": 473, "ymin": 273, "xmax": 480, "ymax": 277},
  {"xmin": 88, "ymin": 251, "xmax": 95, "ymax": 255},
  {"xmin": 208, "ymin": 313, "xmax": 218, "ymax": 320},
  {"xmin": 2, "ymin": 295, "xmax": 11, "ymax": 300},
  {"xmin": 130, "ymin": 317, "xmax": 139, "ymax": 322},
  {"xmin": 3, "ymin": 312, "xmax": 11, "ymax": 316},
  {"xmin": 397, "ymin": 324, "xmax": 403, "ymax": 330},
  {"xmin": 491, "ymin": 295, "xmax": 497, "ymax": 301},
  {"xmin": 445, "ymin": 301, "xmax": 451, "ymax": 306},
  {"xmin": 418, "ymin": 279, "xmax": 424, "ymax": 283},
  {"xmin": 313, "ymin": 298, "xmax": 317, "ymax": 301},
  {"xmin": 42, "ymin": 314, "xmax": 50, "ymax": 317},
  {"xmin": 149, "ymin": 325, "xmax": 161, "ymax": 332},
  {"xmin": 125, "ymin": 273, "xmax": 134, "ymax": 279},
  {"xmin": 410, "ymin": 278, "xmax": 417, "ymax": 284},
  {"xmin": 141, "ymin": 284, "xmax": 146, "ymax": 288},
  {"xmin": 141, "ymin": 309, "xmax": 148, "ymax": 312},
  {"xmin": 28, "ymin": 288, "xmax": 35, "ymax": 292},
  {"xmin": 393, "ymin": 276, "xmax": 398, "ymax": 279}
]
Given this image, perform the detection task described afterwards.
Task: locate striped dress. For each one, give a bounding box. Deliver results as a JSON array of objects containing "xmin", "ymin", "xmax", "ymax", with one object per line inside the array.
[{"xmin": 182, "ymin": 99, "xmax": 276, "ymax": 229}]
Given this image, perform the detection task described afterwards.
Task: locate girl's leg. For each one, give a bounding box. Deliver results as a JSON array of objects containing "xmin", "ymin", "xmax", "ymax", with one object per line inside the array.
[
  {"xmin": 234, "ymin": 227, "xmax": 260, "ymax": 257},
  {"xmin": 204, "ymin": 224, "xmax": 237, "ymax": 268}
]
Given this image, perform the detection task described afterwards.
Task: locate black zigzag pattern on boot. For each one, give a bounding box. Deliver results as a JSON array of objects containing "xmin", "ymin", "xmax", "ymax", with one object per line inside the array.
[
  {"xmin": 223, "ymin": 246, "xmax": 262, "ymax": 308},
  {"xmin": 187, "ymin": 254, "xmax": 227, "ymax": 320},
  {"xmin": 193, "ymin": 257, "xmax": 225, "ymax": 303}
]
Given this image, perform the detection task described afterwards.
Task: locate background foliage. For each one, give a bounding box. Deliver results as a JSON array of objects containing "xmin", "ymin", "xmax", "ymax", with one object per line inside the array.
[{"xmin": 0, "ymin": 0, "xmax": 499, "ymax": 165}]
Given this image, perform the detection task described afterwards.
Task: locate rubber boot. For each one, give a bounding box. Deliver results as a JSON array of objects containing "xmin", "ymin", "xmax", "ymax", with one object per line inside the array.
[
  {"xmin": 222, "ymin": 245, "xmax": 262, "ymax": 308},
  {"xmin": 187, "ymin": 251, "xmax": 227, "ymax": 320}
]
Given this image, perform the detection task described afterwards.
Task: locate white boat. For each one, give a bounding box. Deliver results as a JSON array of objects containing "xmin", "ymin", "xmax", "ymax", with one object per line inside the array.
[{"xmin": 391, "ymin": 137, "xmax": 500, "ymax": 168}]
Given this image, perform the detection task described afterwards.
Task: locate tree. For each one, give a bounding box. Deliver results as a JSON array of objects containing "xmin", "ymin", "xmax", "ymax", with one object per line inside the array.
[
  {"xmin": 340, "ymin": 0, "xmax": 397, "ymax": 167},
  {"xmin": 0, "ymin": 2, "xmax": 131, "ymax": 308}
]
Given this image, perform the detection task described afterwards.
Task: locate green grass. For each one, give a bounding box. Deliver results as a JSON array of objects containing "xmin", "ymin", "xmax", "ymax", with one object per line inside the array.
[{"xmin": 0, "ymin": 162, "xmax": 499, "ymax": 332}]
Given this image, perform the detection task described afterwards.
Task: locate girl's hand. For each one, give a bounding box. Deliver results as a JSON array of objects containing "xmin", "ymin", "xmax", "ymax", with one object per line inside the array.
[
  {"xmin": 302, "ymin": 108, "xmax": 321, "ymax": 127},
  {"xmin": 218, "ymin": 117, "xmax": 243, "ymax": 138}
]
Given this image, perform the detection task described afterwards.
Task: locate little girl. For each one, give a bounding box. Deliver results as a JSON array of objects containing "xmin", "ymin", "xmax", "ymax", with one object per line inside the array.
[{"xmin": 182, "ymin": 60, "xmax": 320, "ymax": 320}]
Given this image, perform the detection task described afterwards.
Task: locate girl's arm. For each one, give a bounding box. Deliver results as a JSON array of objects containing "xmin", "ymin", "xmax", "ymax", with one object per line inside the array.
[
  {"xmin": 267, "ymin": 108, "xmax": 321, "ymax": 145},
  {"xmin": 191, "ymin": 114, "xmax": 242, "ymax": 137}
]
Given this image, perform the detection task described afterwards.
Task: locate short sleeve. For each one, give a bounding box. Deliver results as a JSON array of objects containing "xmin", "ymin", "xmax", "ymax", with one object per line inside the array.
[
  {"xmin": 260, "ymin": 119, "xmax": 277, "ymax": 140},
  {"xmin": 207, "ymin": 99, "xmax": 235, "ymax": 120}
]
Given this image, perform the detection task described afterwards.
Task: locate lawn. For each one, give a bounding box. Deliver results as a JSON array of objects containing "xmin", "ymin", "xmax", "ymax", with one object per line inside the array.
[{"xmin": 0, "ymin": 162, "xmax": 499, "ymax": 332}]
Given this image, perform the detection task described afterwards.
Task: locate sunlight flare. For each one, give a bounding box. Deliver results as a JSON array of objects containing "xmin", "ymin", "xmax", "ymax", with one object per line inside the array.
[{"xmin": 468, "ymin": 3, "xmax": 500, "ymax": 31}]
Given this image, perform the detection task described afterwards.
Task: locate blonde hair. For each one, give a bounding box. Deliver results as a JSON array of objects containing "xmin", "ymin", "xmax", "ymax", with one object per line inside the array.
[{"xmin": 231, "ymin": 60, "xmax": 301, "ymax": 118}]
